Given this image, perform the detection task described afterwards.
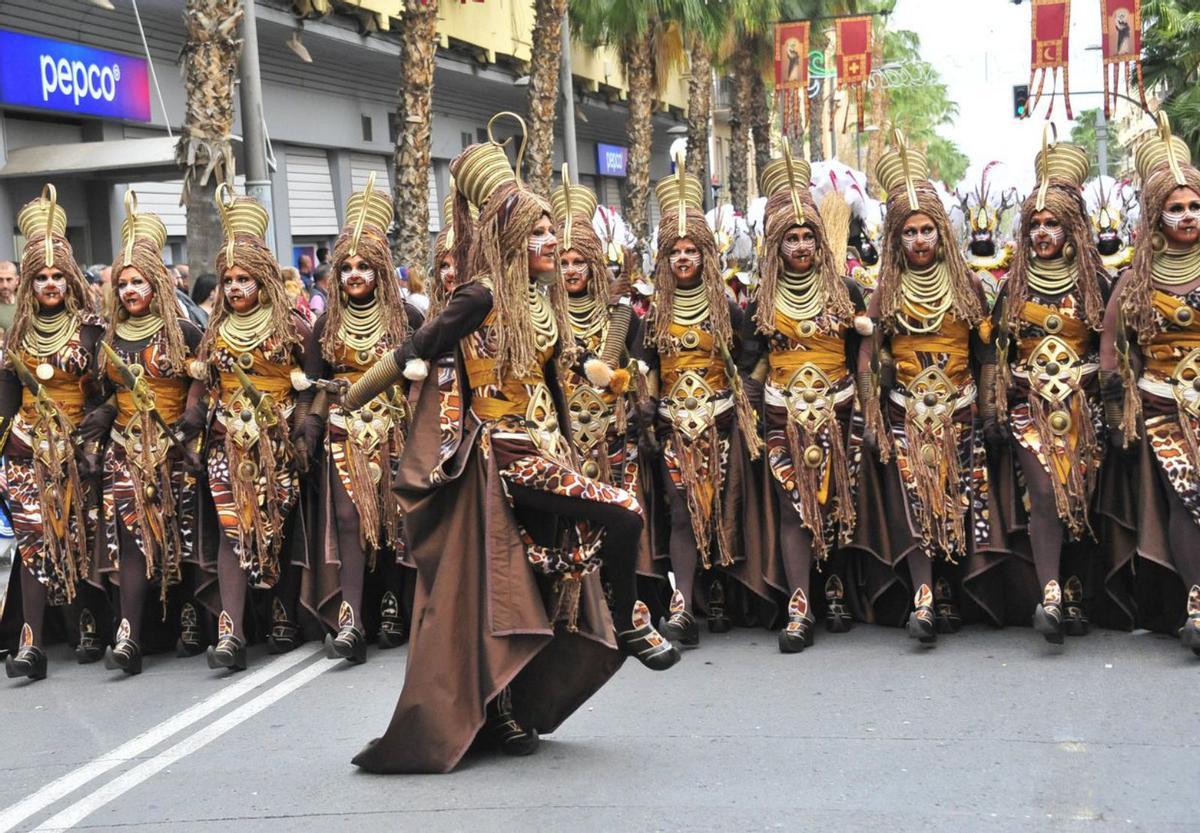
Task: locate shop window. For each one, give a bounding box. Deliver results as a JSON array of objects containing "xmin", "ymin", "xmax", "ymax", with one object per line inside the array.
[{"xmin": 361, "ymin": 115, "xmax": 373, "ymax": 143}]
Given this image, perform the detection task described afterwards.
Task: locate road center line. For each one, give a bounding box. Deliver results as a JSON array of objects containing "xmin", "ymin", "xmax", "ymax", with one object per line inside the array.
[
  {"xmin": 0, "ymin": 644, "xmax": 323, "ymax": 833},
  {"xmin": 32, "ymin": 655, "xmax": 336, "ymax": 832}
]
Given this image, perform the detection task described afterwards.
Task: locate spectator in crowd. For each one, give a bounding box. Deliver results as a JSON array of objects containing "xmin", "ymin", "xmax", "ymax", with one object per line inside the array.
[
  {"xmin": 402, "ymin": 267, "xmax": 429, "ymax": 315},
  {"xmin": 188, "ymin": 272, "xmax": 218, "ymax": 329},
  {"xmin": 309, "ymin": 262, "xmax": 330, "ymax": 315},
  {"xmin": 281, "ymin": 266, "xmax": 314, "ymax": 322},
  {"xmin": 298, "ymin": 253, "xmax": 315, "ymax": 290},
  {"xmin": 176, "ymin": 263, "xmax": 190, "ymax": 289},
  {"xmin": 0, "ymin": 260, "xmax": 18, "ymax": 338},
  {"xmin": 316, "ymin": 246, "xmax": 330, "ymax": 266}
]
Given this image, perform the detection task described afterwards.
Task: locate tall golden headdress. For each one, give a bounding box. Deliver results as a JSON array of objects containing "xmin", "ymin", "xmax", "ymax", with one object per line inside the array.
[
  {"xmin": 344, "ymin": 171, "xmax": 394, "ymax": 257},
  {"xmin": 759, "ymin": 145, "xmax": 812, "ymax": 226},
  {"xmin": 216, "ymin": 183, "xmax": 270, "ymax": 268},
  {"xmin": 1135, "ymin": 111, "xmax": 1193, "ymax": 188},
  {"xmin": 16, "ymin": 184, "xmax": 69, "ymax": 269},
  {"xmin": 450, "ymin": 112, "xmax": 528, "ymax": 210},
  {"xmin": 874, "ymin": 131, "xmax": 927, "ymax": 213},
  {"xmin": 118, "ymin": 189, "xmax": 168, "ymax": 268},
  {"xmin": 550, "ymin": 164, "xmax": 598, "ymax": 252},
  {"xmin": 1033, "ymin": 126, "xmax": 1089, "ymax": 210},
  {"xmin": 654, "ymin": 154, "xmax": 704, "ymax": 239}
]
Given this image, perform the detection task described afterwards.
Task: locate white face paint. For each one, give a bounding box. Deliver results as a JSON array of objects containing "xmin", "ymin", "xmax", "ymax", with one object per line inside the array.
[
  {"xmin": 561, "ymin": 262, "xmax": 588, "ymax": 279},
  {"xmin": 339, "ymin": 266, "xmax": 376, "ymax": 287},
  {"xmin": 781, "ymin": 236, "xmax": 816, "ymax": 258},
  {"xmin": 528, "ymin": 231, "xmax": 557, "ymax": 258},
  {"xmin": 901, "ymin": 228, "xmax": 938, "ymax": 252},
  {"xmin": 669, "ymin": 252, "xmax": 697, "ymax": 269},
  {"xmin": 33, "ymin": 274, "xmax": 67, "ymax": 294},
  {"xmin": 1162, "ymin": 206, "xmax": 1200, "ymax": 230},
  {"xmin": 120, "ymin": 279, "xmax": 153, "ymax": 305},
  {"xmin": 1030, "ymin": 224, "xmax": 1065, "ymax": 246},
  {"xmin": 223, "ymin": 274, "xmax": 258, "ymax": 302}
]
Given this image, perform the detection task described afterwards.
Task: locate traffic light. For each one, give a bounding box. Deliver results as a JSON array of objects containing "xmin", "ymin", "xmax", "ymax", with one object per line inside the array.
[{"xmin": 1013, "ymin": 84, "xmax": 1030, "ymax": 119}]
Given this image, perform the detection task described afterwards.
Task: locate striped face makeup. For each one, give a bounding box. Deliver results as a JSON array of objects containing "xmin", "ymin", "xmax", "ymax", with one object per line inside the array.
[
  {"xmin": 117, "ymin": 269, "xmax": 155, "ymax": 315},
  {"xmin": 1029, "ymin": 210, "xmax": 1066, "ymax": 259}
]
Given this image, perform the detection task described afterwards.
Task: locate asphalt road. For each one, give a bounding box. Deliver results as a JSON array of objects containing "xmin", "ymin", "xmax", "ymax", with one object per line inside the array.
[{"xmin": 0, "ymin": 624, "xmax": 1195, "ymax": 832}]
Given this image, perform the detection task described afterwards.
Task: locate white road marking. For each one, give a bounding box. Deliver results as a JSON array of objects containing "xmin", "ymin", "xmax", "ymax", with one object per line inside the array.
[
  {"xmin": 0, "ymin": 645, "xmax": 322, "ymax": 833},
  {"xmin": 32, "ymin": 655, "xmax": 336, "ymax": 832}
]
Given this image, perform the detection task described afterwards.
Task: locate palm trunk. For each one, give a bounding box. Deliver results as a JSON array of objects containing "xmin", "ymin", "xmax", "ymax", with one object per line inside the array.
[
  {"xmin": 749, "ymin": 64, "xmax": 772, "ymax": 182},
  {"xmin": 392, "ymin": 1, "xmax": 439, "ymax": 287},
  {"xmin": 865, "ymin": 32, "xmax": 887, "ymax": 189},
  {"xmin": 526, "ymin": 0, "xmax": 568, "ymax": 195},
  {"xmin": 685, "ymin": 39, "xmax": 712, "ymax": 196},
  {"xmin": 624, "ymin": 31, "xmax": 655, "ymax": 250},
  {"xmin": 808, "ymin": 81, "xmax": 825, "ymax": 162},
  {"xmin": 176, "ymin": 0, "xmax": 242, "ymax": 277},
  {"xmin": 728, "ymin": 48, "xmax": 754, "ymax": 213}
]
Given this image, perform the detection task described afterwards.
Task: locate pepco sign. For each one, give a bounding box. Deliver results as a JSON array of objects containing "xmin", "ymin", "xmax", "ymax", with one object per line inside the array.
[{"xmin": 0, "ymin": 30, "xmax": 151, "ymax": 122}]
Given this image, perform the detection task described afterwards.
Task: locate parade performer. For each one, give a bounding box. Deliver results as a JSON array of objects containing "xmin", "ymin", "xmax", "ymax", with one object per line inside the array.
[
  {"xmin": 986, "ymin": 138, "xmax": 1108, "ymax": 643},
  {"xmin": 643, "ymin": 159, "xmax": 771, "ymax": 648},
  {"xmin": 1088, "ymin": 180, "xmax": 1135, "ymax": 277},
  {"xmin": 345, "ymin": 119, "xmax": 678, "ymax": 774},
  {"xmin": 552, "ymin": 170, "xmax": 666, "ymax": 613},
  {"xmin": 960, "ymin": 165, "xmax": 1016, "ymax": 308},
  {"xmin": 740, "ymin": 153, "xmax": 869, "ymax": 652},
  {"xmin": 1102, "ymin": 116, "xmax": 1200, "ymax": 656},
  {"xmin": 298, "ymin": 174, "xmax": 422, "ymax": 664},
  {"xmin": 856, "ymin": 135, "xmax": 1002, "ymax": 645},
  {"xmin": 199, "ymin": 185, "xmax": 309, "ymax": 672},
  {"xmin": 94, "ymin": 192, "xmax": 206, "ymax": 674},
  {"xmin": 2, "ymin": 186, "xmax": 105, "ymax": 681}
]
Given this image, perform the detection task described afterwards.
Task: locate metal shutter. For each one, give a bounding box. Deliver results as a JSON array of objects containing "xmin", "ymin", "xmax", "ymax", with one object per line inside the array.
[
  {"xmin": 601, "ymin": 177, "xmax": 621, "ymax": 210},
  {"xmin": 350, "ymin": 153, "xmax": 390, "ymax": 194},
  {"xmin": 121, "ymin": 175, "xmax": 246, "ymax": 239},
  {"xmin": 427, "ymin": 166, "xmax": 439, "ymax": 232},
  {"xmin": 285, "ymin": 148, "xmax": 338, "ymax": 236}
]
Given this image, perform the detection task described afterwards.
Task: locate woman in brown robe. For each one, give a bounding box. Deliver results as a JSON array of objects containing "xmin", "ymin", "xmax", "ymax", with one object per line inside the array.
[
  {"xmin": 739, "ymin": 154, "xmax": 869, "ymax": 651},
  {"xmin": 856, "ymin": 135, "xmax": 1004, "ymax": 644},
  {"xmin": 343, "ymin": 124, "xmax": 678, "ymax": 774},
  {"xmin": 642, "ymin": 162, "xmax": 771, "ymax": 649},
  {"xmin": 984, "ymin": 139, "xmax": 1109, "ymax": 643},
  {"xmin": 297, "ymin": 175, "xmax": 422, "ymax": 664},
  {"xmin": 1101, "ymin": 115, "xmax": 1200, "ymax": 656},
  {"xmin": 199, "ymin": 186, "xmax": 310, "ymax": 672},
  {"xmin": 2, "ymin": 186, "xmax": 106, "ymax": 681},
  {"xmin": 94, "ymin": 192, "xmax": 207, "ymax": 674}
]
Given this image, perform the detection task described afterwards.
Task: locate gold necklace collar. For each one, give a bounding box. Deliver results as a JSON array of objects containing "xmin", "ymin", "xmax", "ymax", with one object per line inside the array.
[
  {"xmin": 672, "ymin": 281, "xmax": 710, "ymax": 326},
  {"xmin": 1151, "ymin": 245, "xmax": 1200, "ymax": 287}
]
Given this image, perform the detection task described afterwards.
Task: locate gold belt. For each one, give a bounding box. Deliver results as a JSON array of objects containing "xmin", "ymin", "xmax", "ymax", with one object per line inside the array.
[
  {"xmin": 567, "ymin": 385, "xmax": 613, "ymax": 454},
  {"xmin": 665, "ymin": 370, "xmax": 717, "ymax": 441},
  {"xmin": 1024, "ymin": 335, "xmax": 1083, "ymax": 435}
]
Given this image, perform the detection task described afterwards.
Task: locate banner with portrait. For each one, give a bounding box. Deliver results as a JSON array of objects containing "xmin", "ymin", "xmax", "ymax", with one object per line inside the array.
[
  {"xmin": 774, "ymin": 21, "xmax": 811, "ymax": 139},
  {"xmin": 1100, "ymin": 0, "xmax": 1147, "ymax": 116}
]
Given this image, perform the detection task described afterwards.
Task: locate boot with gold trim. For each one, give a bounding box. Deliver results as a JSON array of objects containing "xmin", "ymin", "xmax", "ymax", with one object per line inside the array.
[
  {"xmin": 176, "ymin": 602, "xmax": 206, "ymax": 657},
  {"xmin": 326, "ymin": 601, "xmax": 367, "ymax": 665},
  {"xmin": 1032, "ymin": 580, "xmax": 1065, "ymax": 645},
  {"xmin": 658, "ymin": 588, "xmax": 698, "ymax": 647},
  {"xmin": 5, "ymin": 624, "xmax": 47, "ymax": 681},
  {"xmin": 823, "ymin": 574, "xmax": 852, "ymax": 633},
  {"xmin": 933, "ymin": 578, "xmax": 962, "ymax": 634},
  {"xmin": 74, "ymin": 608, "xmax": 104, "ymax": 664},
  {"xmin": 1062, "ymin": 575, "xmax": 1090, "ymax": 637},
  {"xmin": 483, "ymin": 687, "xmax": 539, "ymax": 756},
  {"xmin": 1179, "ymin": 586, "xmax": 1200, "ymax": 657},
  {"xmin": 618, "ymin": 601, "xmax": 681, "ymax": 670},
  {"xmin": 206, "ymin": 611, "xmax": 247, "ymax": 671},
  {"xmin": 376, "ymin": 591, "xmax": 408, "ymax": 649},
  {"xmin": 779, "ymin": 588, "xmax": 815, "ymax": 653},
  {"xmin": 706, "ymin": 579, "xmax": 732, "ymax": 634},
  {"xmin": 266, "ymin": 597, "xmax": 301, "ymax": 654},
  {"xmin": 104, "ymin": 619, "xmax": 143, "ymax": 675},
  {"xmin": 906, "ymin": 584, "xmax": 937, "ymax": 645}
]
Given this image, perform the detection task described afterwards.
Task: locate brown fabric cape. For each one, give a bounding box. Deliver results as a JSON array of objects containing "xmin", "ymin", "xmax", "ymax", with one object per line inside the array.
[{"xmin": 351, "ymin": 353, "xmax": 623, "ymax": 774}]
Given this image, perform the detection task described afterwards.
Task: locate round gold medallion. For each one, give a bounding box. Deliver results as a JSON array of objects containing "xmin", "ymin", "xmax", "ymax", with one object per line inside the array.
[
  {"xmin": 920, "ymin": 444, "xmax": 938, "ymax": 466},
  {"xmin": 1044, "ymin": 362, "xmax": 1060, "ymax": 377},
  {"xmin": 684, "ymin": 396, "xmax": 699, "ymax": 410},
  {"xmin": 129, "ymin": 364, "xmax": 145, "ymax": 379},
  {"xmin": 681, "ymin": 331, "xmax": 700, "ymax": 349},
  {"xmin": 1174, "ymin": 306, "xmax": 1194, "ymax": 326},
  {"xmin": 578, "ymin": 412, "xmax": 592, "ymax": 425},
  {"xmin": 803, "ymin": 445, "xmax": 824, "ymax": 469},
  {"xmin": 368, "ymin": 461, "xmax": 383, "ymax": 484},
  {"xmin": 799, "ymin": 321, "xmax": 817, "ymax": 338},
  {"xmin": 237, "ymin": 460, "xmax": 259, "ymax": 480},
  {"xmin": 1048, "ymin": 410, "xmax": 1071, "ymax": 435},
  {"xmin": 922, "ymin": 392, "xmax": 938, "ymax": 408},
  {"xmin": 581, "ymin": 460, "xmax": 600, "ymax": 479},
  {"xmin": 802, "ymin": 390, "xmax": 818, "ymax": 404},
  {"xmin": 1044, "ymin": 314, "xmax": 1063, "ymax": 334},
  {"xmin": 356, "ymin": 349, "xmax": 373, "ymax": 364},
  {"xmin": 35, "ymin": 362, "xmax": 54, "ymax": 381},
  {"xmin": 143, "ymin": 484, "xmax": 157, "ymax": 501},
  {"xmin": 237, "ymin": 352, "xmax": 255, "ymax": 370}
]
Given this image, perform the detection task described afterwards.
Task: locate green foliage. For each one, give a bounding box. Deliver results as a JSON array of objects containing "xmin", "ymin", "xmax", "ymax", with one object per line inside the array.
[
  {"xmin": 1069, "ymin": 108, "xmax": 1123, "ymax": 178},
  {"xmin": 925, "ymin": 135, "xmax": 968, "ymax": 184},
  {"xmin": 1142, "ymin": 0, "xmax": 1200, "ymax": 157}
]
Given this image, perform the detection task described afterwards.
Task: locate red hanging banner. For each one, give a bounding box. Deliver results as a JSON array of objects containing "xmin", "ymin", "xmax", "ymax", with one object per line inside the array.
[
  {"xmin": 774, "ymin": 21, "xmax": 811, "ymax": 140},
  {"xmin": 1028, "ymin": 0, "xmax": 1072, "ymax": 119},
  {"xmin": 835, "ymin": 15, "xmax": 872, "ymax": 133},
  {"xmin": 1100, "ymin": 0, "xmax": 1147, "ymax": 117}
]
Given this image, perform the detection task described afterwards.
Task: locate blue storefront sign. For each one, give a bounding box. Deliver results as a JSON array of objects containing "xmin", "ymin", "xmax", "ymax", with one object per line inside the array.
[
  {"xmin": 0, "ymin": 30, "xmax": 151, "ymax": 122},
  {"xmin": 597, "ymin": 143, "xmax": 628, "ymax": 178}
]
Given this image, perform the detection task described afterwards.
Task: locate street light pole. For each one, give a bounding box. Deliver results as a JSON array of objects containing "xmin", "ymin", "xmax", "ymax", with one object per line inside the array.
[
  {"xmin": 559, "ymin": 9, "xmax": 579, "ymax": 184},
  {"xmin": 240, "ymin": 0, "xmax": 276, "ymax": 254},
  {"xmin": 1096, "ymin": 105, "xmax": 1109, "ymax": 178}
]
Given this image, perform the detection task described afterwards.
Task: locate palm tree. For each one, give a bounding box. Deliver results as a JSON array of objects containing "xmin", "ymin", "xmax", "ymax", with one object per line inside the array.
[
  {"xmin": 391, "ymin": 1, "xmax": 439, "ymax": 287},
  {"xmin": 526, "ymin": 0, "xmax": 569, "ymax": 195},
  {"xmin": 669, "ymin": 0, "xmax": 725, "ymax": 201},
  {"xmin": 572, "ymin": 1, "xmax": 685, "ymax": 248},
  {"xmin": 722, "ymin": 0, "xmax": 779, "ymax": 212},
  {"xmin": 1142, "ymin": 0, "xmax": 1200, "ymax": 157},
  {"xmin": 177, "ymin": 0, "xmax": 243, "ymax": 278}
]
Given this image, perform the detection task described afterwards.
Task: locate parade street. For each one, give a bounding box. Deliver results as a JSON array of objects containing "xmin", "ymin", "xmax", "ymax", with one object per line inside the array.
[{"xmin": 0, "ymin": 625, "xmax": 1194, "ymax": 833}]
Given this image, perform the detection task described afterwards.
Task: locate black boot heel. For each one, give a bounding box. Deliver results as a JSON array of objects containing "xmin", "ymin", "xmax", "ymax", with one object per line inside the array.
[
  {"xmin": 5, "ymin": 646, "xmax": 48, "ymax": 681},
  {"xmin": 1062, "ymin": 576, "xmax": 1090, "ymax": 637},
  {"xmin": 658, "ymin": 589, "xmax": 699, "ymax": 647},
  {"xmin": 618, "ymin": 601, "xmax": 681, "ymax": 670},
  {"xmin": 206, "ymin": 636, "xmax": 247, "ymax": 671},
  {"xmin": 778, "ymin": 589, "xmax": 815, "ymax": 654},
  {"xmin": 484, "ymin": 688, "xmax": 539, "ymax": 756},
  {"xmin": 326, "ymin": 627, "xmax": 367, "ymax": 665},
  {"xmin": 933, "ymin": 578, "xmax": 962, "ymax": 634},
  {"xmin": 907, "ymin": 585, "xmax": 937, "ymax": 645},
  {"xmin": 267, "ymin": 598, "xmax": 301, "ymax": 655},
  {"xmin": 1034, "ymin": 581, "xmax": 1065, "ymax": 645},
  {"xmin": 104, "ymin": 640, "xmax": 143, "ymax": 675},
  {"xmin": 707, "ymin": 580, "xmax": 732, "ymax": 633},
  {"xmin": 75, "ymin": 609, "xmax": 104, "ymax": 664},
  {"xmin": 824, "ymin": 575, "xmax": 852, "ymax": 633},
  {"xmin": 176, "ymin": 602, "xmax": 206, "ymax": 657},
  {"xmin": 376, "ymin": 591, "xmax": 408, "ymax": 649}
]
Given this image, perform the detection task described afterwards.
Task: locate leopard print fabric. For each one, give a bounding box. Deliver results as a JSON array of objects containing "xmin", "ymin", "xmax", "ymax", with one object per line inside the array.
[
  {"xmin": 1146, "ymin": 413, "xmax": 1200, "ymax": 527},
  {"xmin": 7, "ymin": 457, "xmax": 96, "ymax": 606}
]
